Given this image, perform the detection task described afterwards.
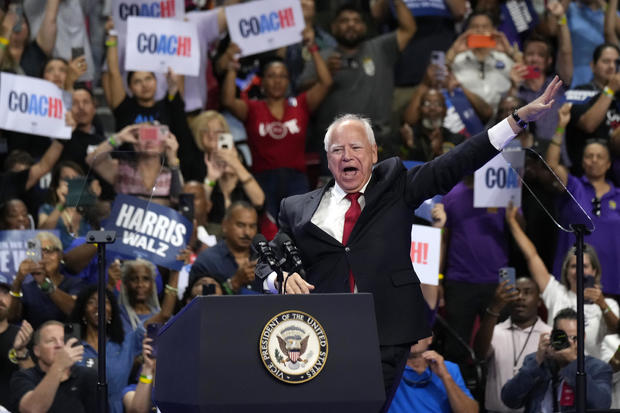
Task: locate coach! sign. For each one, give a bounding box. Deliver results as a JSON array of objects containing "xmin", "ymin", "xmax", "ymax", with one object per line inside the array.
[
  {"xmin": 125, "ymin": 16, "xmax": 200, "ymax": 76},
  {"xmin": 226, "ymin": 0, "xmax": 305, "ymax": 57},
  {"xmin": 0, "ymin": 73, "xmax": 72, "ymax": 139}
]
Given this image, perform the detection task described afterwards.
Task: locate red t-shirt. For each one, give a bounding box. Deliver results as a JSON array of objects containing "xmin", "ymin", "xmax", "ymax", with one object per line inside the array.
[{"xmin": 243, "ymin": 93, "xmax": 309, "ymax": 174}]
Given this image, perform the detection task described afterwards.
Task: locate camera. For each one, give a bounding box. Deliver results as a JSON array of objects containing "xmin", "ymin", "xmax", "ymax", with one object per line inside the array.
[{"xmin": 550, "ymin": 329, "xmax": 570, "ymax": 351}]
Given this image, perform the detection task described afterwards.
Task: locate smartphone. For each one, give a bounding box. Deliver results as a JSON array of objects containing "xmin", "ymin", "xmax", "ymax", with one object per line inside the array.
[
  {"xmin": 139, "ymin": 125, "xmax": 163, "ymax": 146},
  {"xmin": 26, "ymin": 238, "xmax": 42, "ymax": 263},
  {"xmin": 218, "ymin": 132, "xmax": 234, "ymax": 150},
  {"xmin": 65, "ymin": 177, "xmax": 96, "ymax": 207},
  {"xmin": 430, "ymin": 50, "xmax": 446, "ymax": 67},
  {"xmin": 71, "ymin": 47, "xmax": 85, "ymax": 60},
  {"xmin": 499, "ymin": 267, "xmax": 516, "ymax": 291},
  {"xmin": 64, "ymin": 322, "xmax": 82, "ymax": 345},
  {"xmin": 178, "ymin": 193, "xmax": 195, "ymax": 222},
  {"xmin": 146, "ymin": 323, "xmax": 162, "ymax": 359},
  {"xmin": 524, "ymin": 65, "xmax": 541, "ymax": 79},
  {"xmin": 467, "ymin": 34, "xmax": 496, "ymax": 49},
  {"xmin": 8, "ymin": 3, "xmax": 23, "ymax": 34}
]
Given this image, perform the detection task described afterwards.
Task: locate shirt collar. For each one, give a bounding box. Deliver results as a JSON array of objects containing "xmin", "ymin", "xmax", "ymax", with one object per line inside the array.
[{"xmin": 332, "ymin": 178, "xmax": 372, "ymax": 202}]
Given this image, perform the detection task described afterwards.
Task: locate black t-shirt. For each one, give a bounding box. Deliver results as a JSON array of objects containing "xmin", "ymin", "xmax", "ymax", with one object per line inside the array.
[
  {"xmin": 10, "ymin": 365, "xmax": 97, "ymax": 413},
  {"xmin": 21, "ymin": 40, "xmax": 48, "ymax": 78},
  {"xmin": 60, "ymin": 130, "xmax": 104, "ymax": 174},
  {"xmin": 113, "ymin": 95, "xmax": 174, "ymax": 131},
  {"xmin": 0, "ymin": 324, "xmax": 19, "ymax": 408},
  {"xmin": 567, "ymin": 82, "xmax": 620, "ymax": 175},
  {"xmin": 0, "ymin": 169, "xmax": 29, "ymax": 200},
  {"xmin": 208, "ymin": 181, "xmax": 253, "ymax": 224}
]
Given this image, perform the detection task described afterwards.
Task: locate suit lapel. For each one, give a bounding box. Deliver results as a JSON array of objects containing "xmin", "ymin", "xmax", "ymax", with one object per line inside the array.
[{"xmin": 301, "ymin": 181, "xmax": 341, "ymax": 246}]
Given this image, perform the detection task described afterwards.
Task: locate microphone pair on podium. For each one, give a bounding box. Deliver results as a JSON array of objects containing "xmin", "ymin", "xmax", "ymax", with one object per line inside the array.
[{"xmin": 251, "ymin": 233, "xmax": 306, "ymax": 294}]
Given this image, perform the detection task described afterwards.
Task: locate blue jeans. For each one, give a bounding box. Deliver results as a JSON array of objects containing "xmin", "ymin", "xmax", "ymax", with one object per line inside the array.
[{"xmin": 255, "ymin": 168, "xmax": 309, "ymax": 219}]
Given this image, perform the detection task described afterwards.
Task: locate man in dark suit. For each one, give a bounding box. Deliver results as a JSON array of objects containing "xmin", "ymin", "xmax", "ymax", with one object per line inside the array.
[{"xmin": 266, "ymin": 76, "xmax": 563, "ymax": 408}]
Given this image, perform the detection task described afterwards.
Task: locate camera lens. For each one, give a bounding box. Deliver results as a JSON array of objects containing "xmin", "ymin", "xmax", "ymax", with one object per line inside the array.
[{"xmin": 550, "ymin": 329, "xmax": 570, "ymax": 351}]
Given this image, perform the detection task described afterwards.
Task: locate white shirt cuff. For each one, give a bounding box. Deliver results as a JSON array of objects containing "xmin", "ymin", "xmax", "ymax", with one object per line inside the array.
[
  {"xmin": 488, "ymin": 118, "xmax": 517, "ymax": 151},
  {"xmin": 262, "ymin": 271, "xmax": 279, "ymax": 294}
]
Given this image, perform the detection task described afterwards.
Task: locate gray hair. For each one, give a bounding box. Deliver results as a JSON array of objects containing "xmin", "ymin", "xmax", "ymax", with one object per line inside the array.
[
  {"xmin": 324, "ymin": 114, "xmax": 376, "ymax": 152},
  {"xmin": 35, "ymin": 232, "xmax": 62, "ymax": 251},
  {"xmin": 119, "ymin": 258, "xmax": 161, "ymax": 330}
]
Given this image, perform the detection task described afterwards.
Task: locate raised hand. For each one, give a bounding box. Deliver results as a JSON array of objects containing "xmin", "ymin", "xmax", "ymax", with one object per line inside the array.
[{"xmin": 518, "ymin": 75, "xmax": 563, "ymax": 122}]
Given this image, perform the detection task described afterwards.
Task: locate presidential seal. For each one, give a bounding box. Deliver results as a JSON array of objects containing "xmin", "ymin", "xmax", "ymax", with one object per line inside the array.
[{"xmin": 259, "ymin": 310, "xmax": 328, "ymax": 384}]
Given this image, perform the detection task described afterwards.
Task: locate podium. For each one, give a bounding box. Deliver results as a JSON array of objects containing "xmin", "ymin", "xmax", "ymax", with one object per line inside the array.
[{"xmin": 154, "ymin": 293, "xmax": 386, "ymax": 412}]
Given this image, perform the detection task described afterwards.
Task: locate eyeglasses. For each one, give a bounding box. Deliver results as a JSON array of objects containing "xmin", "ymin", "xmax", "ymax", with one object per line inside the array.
[
  {"xmin": 403, "ymin": 370, "xmax": 433, "ymax": 387},
  {"xmin": 41, "ymin": 247, "xmax": 60, "ymax": 255},
  {"xmin": 591, "ymin": 197, "xmax": 601, "ymax": 217}
]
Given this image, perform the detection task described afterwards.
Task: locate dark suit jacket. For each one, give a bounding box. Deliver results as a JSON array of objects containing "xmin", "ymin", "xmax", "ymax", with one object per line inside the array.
[{"xmin": 278, "ymin": 131, "xmax": 499, "ymax": 346}]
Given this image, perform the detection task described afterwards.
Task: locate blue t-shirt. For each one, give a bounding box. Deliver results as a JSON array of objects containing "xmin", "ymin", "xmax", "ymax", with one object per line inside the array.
[
  {"xmin": 389, "ymin": 361, "xmax": 473, "ymax": 413},
  {"xmin": 38, "ymin": 203, "xmax": 90, "ymax": 251},
  {"xmin": 22, "ymin": 275, "xmax": 85, "ymax": 329},
  {"xmin": 77, "ymin": 326, "xmax": 144, "ymax": 413}
]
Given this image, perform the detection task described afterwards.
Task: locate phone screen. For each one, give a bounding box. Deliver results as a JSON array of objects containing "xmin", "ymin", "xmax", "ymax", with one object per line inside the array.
[
  {"xmin": 26, "ymin": 238, "xmax": 42, "ymax": 262},
  {"xmin": 524, "ymin": 66, "xmax": 541, "ymax": 79},
  {"xmin": 146, "ymin": 323, "xmax": 162, "ymax": 358},
  {"xmin": 217, "ymin": 133, "xmax": 234, "ymax": 150},
  {"xmin": 467, "ymin": 34, "xmax": 496, "ymax": 49}
]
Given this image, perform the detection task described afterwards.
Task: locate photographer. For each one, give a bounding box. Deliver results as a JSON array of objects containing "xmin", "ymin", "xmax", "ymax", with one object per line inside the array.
[{"xmin": 501, "ymin": 308, "xmax": 612, "ymax": 412}]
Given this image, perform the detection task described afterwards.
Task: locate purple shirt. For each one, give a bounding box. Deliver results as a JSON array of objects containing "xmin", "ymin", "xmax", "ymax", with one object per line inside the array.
[
  {"xmin": 443, "ymin": 182, "xmax": 509, "ymax": 284},
  {"xmin": 552, "ymin": 175, "xmax": 620, "ymax": 294}
]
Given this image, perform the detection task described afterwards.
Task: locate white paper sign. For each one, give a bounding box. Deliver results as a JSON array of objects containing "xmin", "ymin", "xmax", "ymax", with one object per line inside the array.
[
  {"xmin": 225, "ymin": 0, "xmax": 305, "ymax": 57},
  {"xmin": 112, "ymin": 0, "xmax": 184, "ymax": 34},
  {"xmin": 410, "ymin": 225, "xmax": 442, "ymax": 286},
  {"xmin": 125, "ymin": 16, "xmax": 200, "ymax": 76},
  {"xmin": 0, "ymin": 73, "xmax": 71, "ymax": 139},
  {"xmin": 474, "ymin": 151, "xmax": 524, "ymax": 208}
]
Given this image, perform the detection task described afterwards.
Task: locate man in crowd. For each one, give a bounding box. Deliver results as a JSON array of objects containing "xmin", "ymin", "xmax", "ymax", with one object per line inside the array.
[
  {"xmin": 10, "ymin": 320, "xmax": 97, "ymax": 413},
  {"xmin": 388, "ymin": 335, "xmax": 479, "ymax": 413},
  {"xmin": 274, "ymin": 76, "xmax": 563, "ymax": 410},
  {"xmin": 298, "ymin": 0, "xmax": 417, "ymax": 160},
  {"xmin": 189, "ymin": 201, "xmax": 257, "ymax": 295},
  {"xmin": 474, "ymin": 277, "xmax": 551, "ymax": 412},
  {"xmin": 502, "ymin": 308, "xmax": 612, "ymax": 412}
]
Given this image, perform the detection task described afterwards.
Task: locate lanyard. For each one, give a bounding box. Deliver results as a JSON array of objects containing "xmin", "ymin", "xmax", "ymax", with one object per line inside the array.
[{"xmin": 511, "ymin": 320, "xmax": 536, "ymax": 375}]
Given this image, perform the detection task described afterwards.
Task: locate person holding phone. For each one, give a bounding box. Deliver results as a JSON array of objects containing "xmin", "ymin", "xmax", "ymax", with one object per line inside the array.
[
  {"xmin": 222, "ymin": 23, "xmax": 333, "ymax": 218},
  {"xmin": 122, "ymin": 336, "xmax": 157, "ymax": 413},
  {"xmin": 68, "ymin": 285, "xmax": 147, "ymax": 413},
  {"xmin": 446, "ymin": 11, "xmax": 515, "ymax": 111},
  {"xmin": 189, "ymin": 111, "xmax": 265, "ymax": 223},
  {"xmin": 506, "ymin": 204, "xmax": 619, "ymax": 359},
  {"xmin": 85, "ymin": 123, "xmax": 183, "ymax": 206}
]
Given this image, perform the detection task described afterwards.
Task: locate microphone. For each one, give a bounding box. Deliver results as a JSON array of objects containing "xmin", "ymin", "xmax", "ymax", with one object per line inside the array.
[
  {"xmin": 273, "ymin": 232, "xmax": 306, "ymax": 278},
  {"xmin": 251, "ymin": 234, "xmax": 282, "ymax": 283}
]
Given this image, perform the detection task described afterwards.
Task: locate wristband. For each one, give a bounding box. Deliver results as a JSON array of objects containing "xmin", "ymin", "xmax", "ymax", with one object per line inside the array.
[
  {"xmin": 222, "ymin": 278, "xmax": 235, "ymax": 295},
  {"xmin": 56, "ymin": 203, "xmax": 65, "ymax": 212},
  {"xmin": 603, "ymin": 307, "xmax": 611, "ymax": 315},
  {"xmin": 168, "ymin": 93, "xmax": 175, "ymax": 102},
  {"xmin": 9, "ymin": 290, "xmax": 23, "ymax": 298},
  {"xmin": 204, "ymin": 178, "xmax": 216, "ymax": 188},
  {"xmin": 307, "ymin": 44, "xmax": 319, "ymax": 53},
  {"xmin": 485, "ymin": 307, "xmax": 501, "ymax": 317},
  {"xmin": 554, "ymin": 126, "xmax": 565, "ymax": 135},
  {"xmin": 139, "ymin": 374, "xmax": 153, "ymax": 384},
  {"xmin": 0, "ymin": 37, "xmax": 8, "ymax": 46},
  {"xmin": 557, "ymin": 15, "xmax": 567, "ymax": 26},
  {"xmin": 168, "ymin": 158, "xmax": 180, "ymax": 168},
  {"xmin": 165, "ymin": 284, "xmax": 178, "ymax": 293},
  {"xmin": 438, "ymin": 273, "xmax": 444, "ymax": 280},
  {"xmin": 549, "ymin": 140, "xmax": 562, "ymax": 147},
  {"xmin": 603, "ymin": 86, "xmax": 615, "ymax": 98},
  {"xmin": 108, "ymin": 135, "xmax": 119, "ymax": 148},
  {"xmin": 511, "ymin": 109, "xmax": 528, "ymax": 129},
  {"xmin": 105, "ymin": 39, "xmax": 117, "ymax": 47}
]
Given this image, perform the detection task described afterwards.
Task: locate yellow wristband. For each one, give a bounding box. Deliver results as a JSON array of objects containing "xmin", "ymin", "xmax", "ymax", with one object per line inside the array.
[
  {"xmin": 438, "ymin": 273, "xmax": 444, "ymax": 280},
  {"xmin": 0, "ymin": 37, "xmax": 9, "ymax": 46},
  {"xmin": 558, "ymin": 15, "xmax": 567, "ymax": 26},
  {"xmin": 105, "ymin": 39, "xmax": 117, "ymax": 47},
  {"xmin": 9, "ymin": 290, "xmax": 23, "ymax": 298},
  {"xmin": 139, "ymin": 374, "xmax": 153, "ymax": 384},
  {"xmin": 604, "ymin": 86, "xmax": 615, "ymax": 98}
]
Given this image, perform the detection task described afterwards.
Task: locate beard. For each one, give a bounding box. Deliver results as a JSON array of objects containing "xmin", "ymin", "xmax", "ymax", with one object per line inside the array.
[
  {"xmin": 334, "ymin": 31, "xmax": 364, "ymax": 49},
  {"xmin": 421, "ymin": 118, "xmax": 443, "ymax": 130}
]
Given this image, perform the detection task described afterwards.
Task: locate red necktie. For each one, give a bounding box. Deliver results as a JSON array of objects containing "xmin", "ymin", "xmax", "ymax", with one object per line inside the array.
[{"xmin": 343, "ymin": 192, "xmax": 362, "ymax": 292}]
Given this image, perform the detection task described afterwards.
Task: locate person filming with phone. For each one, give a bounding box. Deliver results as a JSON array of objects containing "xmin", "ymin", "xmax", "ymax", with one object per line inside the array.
[
  {"xmin": 9, "ymin": 320, "xmax": 97, "ymax": 413},
  {"xmin": 501, "ymin": 308, "xmax": 612, "ymax": 412}
]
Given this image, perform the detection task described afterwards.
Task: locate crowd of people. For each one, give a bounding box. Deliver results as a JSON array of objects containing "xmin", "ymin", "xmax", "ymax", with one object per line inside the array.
[{"xmin": 0, "ymin": 0, "xmax": 619, "ymax": 412}]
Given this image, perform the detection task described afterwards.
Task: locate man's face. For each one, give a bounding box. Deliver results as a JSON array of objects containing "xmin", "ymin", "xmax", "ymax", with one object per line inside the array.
[
  {"xmin": 468, "ymin": 14, "xmax": 494, "ymax": 34},
  {"xmin": 524, "ymin": 41, "xmax": 552, "ymax": 72},
  {"xmin": 420, "ymin": 90, "xmax": 446, "ymax": 130},
  {"xmin": 34, "ymin": 324, "xmax": 65, "ymax": 368},
  {"xmin": 0, "ymin": 288, "xmax": 10, "ymax": 321},
  {"xmin": 3, "ymin": 199, "xmax": 29, "ymax": 230},
  {"xmin": 592, "ymin": 47, "xmax": 619, "ymax": 84},
  {"xmin": 301, "ymin": 0, "xmax": 315, "ymax": 22},
  {"xmin": 327, "ymin": 120, "xmax": 378, "ymax": 193},
  {"xmin": 129, "ymin": 71, "xmax": 157, "ymax": 102},
  {"xmin": 510, "ymin": 278, "xmax": 540, "ymax": 324},
  {"xmin": 222, "ymin": 207, "xmax": 257, "ymax": 251},
  {"xmin": 554, "ymin": 318, "xmax": 578, "ymax": 351},
  {"xmin": 71, "ymin": 90, "xmax": 96, "ymax": 128},
  {"xmin": 332, "ymin": 10, "xmax": 366, "ymax": 48}
]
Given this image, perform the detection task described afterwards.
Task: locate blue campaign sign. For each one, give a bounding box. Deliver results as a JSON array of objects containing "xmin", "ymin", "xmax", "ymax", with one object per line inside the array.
[
  {"xmin": 106, "ymin": 194, "xmax": 191, "ymax": 270},
  {"xmin": 0, "ymin": 230, "xmax": 61, "ymax": 284}
]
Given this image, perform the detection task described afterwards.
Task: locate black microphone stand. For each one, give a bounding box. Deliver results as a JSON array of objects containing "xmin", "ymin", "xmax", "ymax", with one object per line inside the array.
[
  {"xmin": 570, "ymin": 224, "xmax": 590, "ymax": 413},
  {"xmin": 86, "ymin": 230, "xmax": 116, "ymax": 413}
]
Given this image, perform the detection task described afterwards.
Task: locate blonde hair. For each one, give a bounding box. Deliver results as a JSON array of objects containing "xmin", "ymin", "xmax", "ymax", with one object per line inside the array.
[
  {"xmin": 190, "ymin": 111, "xmax": 230, "ymax": 152},
  {"xmin": 560, "ymin": 243, "xmax": 602, "ymax": 289}
]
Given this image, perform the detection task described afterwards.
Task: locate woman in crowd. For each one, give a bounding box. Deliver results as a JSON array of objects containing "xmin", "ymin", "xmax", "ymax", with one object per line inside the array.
[
  {"xmin": 190, "ymin": 111, "xmax": 264, "ymax": 223},
  {"xmin": 546, "ymin": 103, "xmax": 620, "ymax": 297},
  {"xmin": 41, "ymin": 55, "xmax": 86, "ymax": 90},
  {"xmin": 37, "ymin": 161, "xmax": 98, "ymax": 250},
  {"xmin": 0, "ymin": 198, "xmax": 31, "ymax": 230},
  {"xmin": 506, "ymin": 205, "xmax": 618, "ymax": 359},
  {"xmin": 69, "ymin": 285, "xmax": 143, "ymax": 413},
  {"xmin": 118, "ymin": 258, "xmax": 178, "ymax": 333},
  {"xmin": 8, "ymin": 231, "xmax": 84, "ymax": 328},
  {"xmin": 85, "ymin": 123, "xmax": 182, "ymax": 206},
  {"xmin": 122, "ymin": 336, "xmax": 156, "ymax": 413},
  {"xmin": 221, "ymin": 27, "xmax": 332, "ymax": 217}
]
